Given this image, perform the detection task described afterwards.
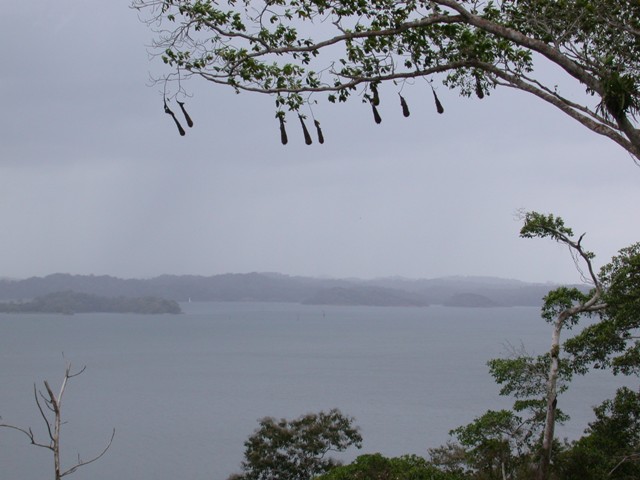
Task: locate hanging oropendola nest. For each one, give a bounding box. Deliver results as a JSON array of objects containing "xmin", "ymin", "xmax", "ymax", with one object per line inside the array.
[
  {"xmin": 298, "ymin": 115, "xmax": 313, "ymax": 145},
  {"xmin": 371, "ymin": 102, "xmax": 382, "ymax": 124},
  {"xmin": 278, "ymin": 115, "xmax": 288, "ymax": 145},
  {"xmin": 163, "ymin": 99, "xmax": 194, "ymax": 136},
  {"xmin": 177, "ymin": 101, "xmax": 194, "ymax": 127},
  {"xmin": 432, "ymin": 89, "xmax": 444, "ymax": 114},
  {"xmin": 475, "ymin": 76, "xmax": 485, "ymax": 100},
  {"xmin": 314, "ymin": 120, "xmax": 324, "ymax": 144},
  {"xmin": 164, "ymin": 99, "xmax": 186, "ymax": 136},
  {"xmin": 370, "ymin": 83, "xmax": 380, "ymax": 106},
  {"xmin": 399, "ymin": 94, "xmax": 410, "ymax": 117}
]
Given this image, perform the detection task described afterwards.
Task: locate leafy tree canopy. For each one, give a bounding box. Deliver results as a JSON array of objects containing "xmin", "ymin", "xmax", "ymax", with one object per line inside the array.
[
  {"xmin": 228, "ymin": 408, "xmax": 362, "ymax": 480},
  {"xmin": 134, "ymin": 0, "xmax": 640, "ymax": 157},
  {"xmin": 432, "ymin": 409, "xmax": 538, "ymax": 480},
  {"xmin": 557, "ymin": 386, "xmax": 640, "ymax": 479},
  {"xmin": 565, "ymin": 242, "xmax": 640, "ymax": 375},
  {"xmin": 316, "ymin": 453, "xmax": 464, "ymax": 480},
  {"xmin": 488, "ymin": 353, "xmax": 570, "ymax": 422}
]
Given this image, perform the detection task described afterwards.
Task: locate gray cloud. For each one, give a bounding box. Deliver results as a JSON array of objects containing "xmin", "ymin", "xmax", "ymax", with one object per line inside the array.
[{"xmin": 1, "ymin": 2, "xmax": 638, "ymax": 283}]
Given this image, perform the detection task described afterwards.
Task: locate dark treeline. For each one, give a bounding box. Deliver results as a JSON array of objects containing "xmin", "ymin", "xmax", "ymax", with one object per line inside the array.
[{"xmin": 0, "ymin": 291, "xmax": 181, "ymax": 315}]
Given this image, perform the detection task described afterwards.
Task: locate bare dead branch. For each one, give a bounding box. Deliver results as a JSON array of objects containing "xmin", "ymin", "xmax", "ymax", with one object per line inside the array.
[
  {"xmin": 34, "ymin": 384, "xmax": 55, "ymax": 442},
  {"xmin": 60, "ymin": 428, "xmax": 116, "ymax": 478},
  {"xmin": 0, "ymin": 363, "xmax": 114, "ymax": 480},
  {"xmin": 66, "ymin": 365, "xmax": 87, "ymax": 379},
  {"xmin": 0, "ymin": 422, "xmax": 52, "ymax": 450}
]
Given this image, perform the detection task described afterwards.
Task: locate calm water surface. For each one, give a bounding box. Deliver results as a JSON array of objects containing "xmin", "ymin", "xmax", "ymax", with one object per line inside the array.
[{"xmin": 0, "ymin": 303, "xmax": 626, "ymax": 479}]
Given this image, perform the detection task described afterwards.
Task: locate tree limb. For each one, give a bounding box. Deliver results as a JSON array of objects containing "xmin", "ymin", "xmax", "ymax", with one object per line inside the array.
[{"xmin": 60, "ymin": 428, "xmax": 116, "ymax": 478}]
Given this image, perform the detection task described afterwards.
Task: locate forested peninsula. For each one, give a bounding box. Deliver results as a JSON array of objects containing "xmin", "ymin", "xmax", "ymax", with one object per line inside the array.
[{"xmin": 0, "ymin": 291, "xmax": 181, "ymax": 315}]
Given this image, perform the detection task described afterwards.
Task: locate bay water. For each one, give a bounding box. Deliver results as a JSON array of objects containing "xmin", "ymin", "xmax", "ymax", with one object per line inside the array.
[{"xmin": 0, "ymin": 302, "xmax": 626, "ymax": 479}]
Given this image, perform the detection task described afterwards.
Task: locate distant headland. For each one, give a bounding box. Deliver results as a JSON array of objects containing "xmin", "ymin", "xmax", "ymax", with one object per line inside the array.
[{"xmin": 0, "ymin": 290, "xmax": 181, "ymax": 315}]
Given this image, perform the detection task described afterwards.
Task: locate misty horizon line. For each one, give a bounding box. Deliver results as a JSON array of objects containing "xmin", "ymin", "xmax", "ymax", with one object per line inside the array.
[{"xmin": 0, "ymin": 271, "xmax": 564, "ymax": 286}]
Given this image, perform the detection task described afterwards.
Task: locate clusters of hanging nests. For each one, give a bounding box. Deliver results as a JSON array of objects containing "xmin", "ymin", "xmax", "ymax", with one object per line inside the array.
[
  {"xmin": 163, "ymin": 83, "xmax": 457, "ymax": 143},
  {"xmin": 164, "ymin": 98, "xmax": 193, "ymax": 136},
  {"xmin": 278, "ymin": 115, "xmax": 324, "ymax": 146},
  {"xmin": 277, "ymin": 85, "xmax": 445, "ymax": 146}
]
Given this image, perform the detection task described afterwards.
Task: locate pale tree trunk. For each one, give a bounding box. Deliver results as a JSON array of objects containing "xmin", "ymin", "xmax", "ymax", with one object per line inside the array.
[
  {"xmin": 43, "ymin": 379, "xmax": 64, "ymax": 480},
  {"xmin": 537, "ymin": 314, "xmax": 566, "ymax": 480},
  {"xmin": 515, "ymin": 220, "xmax": 606, "ymax": 480}
]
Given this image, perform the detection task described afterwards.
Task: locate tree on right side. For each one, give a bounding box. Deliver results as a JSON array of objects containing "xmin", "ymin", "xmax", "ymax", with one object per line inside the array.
[
  {"xmin": 430, "ymin": 212, "xmax": 640, "ymax": 480},
  {"xmin": 556, "ymin": 386, "xmax": 640, "ymax": 479}
]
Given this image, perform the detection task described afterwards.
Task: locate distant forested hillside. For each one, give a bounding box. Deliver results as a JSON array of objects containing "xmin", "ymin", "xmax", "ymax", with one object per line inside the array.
[
  {"xmin": 302, "ymin": 286, "xmax": 429, "ymax": 307},
  {"xmin": 0, "ymin": 273, "xmax": 578, "ymax": 307}
]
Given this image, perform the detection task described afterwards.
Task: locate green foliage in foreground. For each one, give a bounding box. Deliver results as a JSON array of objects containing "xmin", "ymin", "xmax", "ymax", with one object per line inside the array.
[
  {"xmin": 316, "ymin": 453, "xmax": 464, "ymax": 480},
  {"xmin": 320, "ymin": 387, "xmax": 640, "ymax": 480},
  {"xmin": 229, "ymin": 409, "xmax": 362, "ymax": 480},
  {"xmin": 556, "ymin": 387, "xmax": 640, "ymax": 480}
]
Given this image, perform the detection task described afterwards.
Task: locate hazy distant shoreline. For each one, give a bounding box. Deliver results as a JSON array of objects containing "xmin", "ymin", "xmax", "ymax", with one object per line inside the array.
[{"xmin": 0, "ymin": 272, "xmax": 578, "ymax": 308}]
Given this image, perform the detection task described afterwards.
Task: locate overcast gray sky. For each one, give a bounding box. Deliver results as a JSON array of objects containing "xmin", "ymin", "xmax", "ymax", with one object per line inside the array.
[{"xmin": 1, "ymin": 1, "xmax": 638, "ymax": 283}]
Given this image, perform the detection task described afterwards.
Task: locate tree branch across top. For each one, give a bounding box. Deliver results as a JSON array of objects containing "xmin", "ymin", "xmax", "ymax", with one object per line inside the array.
[{"xmin": 134, "ymin": 0, "xmax": 640, "ymax": 157}]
